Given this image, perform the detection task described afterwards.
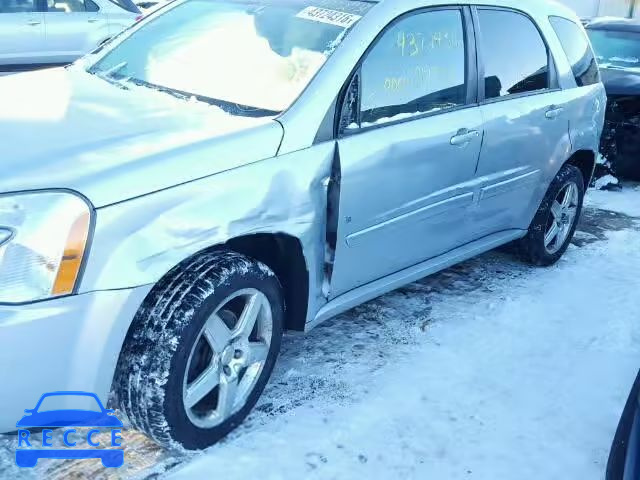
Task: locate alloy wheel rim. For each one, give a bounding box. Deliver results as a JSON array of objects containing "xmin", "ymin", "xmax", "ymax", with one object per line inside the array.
[
  {"xmin": 544, "ymin": 182, "xmax": 579, "ymax": 255},
  {"xmin": 182, "ymin": 288, "xmax": 273, "ymax": 429}
]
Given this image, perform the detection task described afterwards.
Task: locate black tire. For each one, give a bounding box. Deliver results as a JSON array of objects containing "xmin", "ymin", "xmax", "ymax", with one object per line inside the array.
[
  {"xmin": 517, "ymin": 164, "xmax": 585, "ymax": 266},
  {"xmin": 113, "ymin": 251, "xmax": 284, "ymax": 450}
]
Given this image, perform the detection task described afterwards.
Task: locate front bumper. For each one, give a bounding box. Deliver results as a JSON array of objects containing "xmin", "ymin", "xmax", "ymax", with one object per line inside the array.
[{"xmin": 0, "ymin": 286, "xmax": 152, "ymax": 433}]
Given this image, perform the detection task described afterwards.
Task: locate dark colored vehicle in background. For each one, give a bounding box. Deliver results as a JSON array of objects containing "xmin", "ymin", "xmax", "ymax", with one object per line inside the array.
[
  {"xmin": 607, "ymin": 371, "xmax": 640, "ymax": 480},
  {"xmin": 587, "ymin": 18, "xmax": 640, "ymax": 180}
]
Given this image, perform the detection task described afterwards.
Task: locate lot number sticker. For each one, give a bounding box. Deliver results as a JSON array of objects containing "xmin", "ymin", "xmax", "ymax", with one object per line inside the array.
[{"xmin": 296, "ymin": 6, "xmax": 361, "ymax": 28}]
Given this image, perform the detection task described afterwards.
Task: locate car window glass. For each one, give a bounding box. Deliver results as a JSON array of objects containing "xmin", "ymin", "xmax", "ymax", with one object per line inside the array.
[
  {"xmin": 86, "ymin": 0, "xmax": 99, "ymax": 12},
  {"xmin": 587, "ymin": 28, "xmax": 640, "ymax": 69},
  {"xmin": 478, "ymin": 9, "xmax": 549, "ymax": 99},
  {"xmin": 550, "ymin": 16, "xmax": 599, "ymax": 86},
  {"xmin": 47, "ymin": 0, "xmax": 88, "ymax": 11},
  {"xmin": 357, "ymin": 9, "xmax": 467, "ymax": 128},
  {"xmin": 91, "ymin": 0, "xmax": 372, "ymax": 113},
  {"xmin": 0, "ymin": 0, "xmax": 36, "ymax": 13}
]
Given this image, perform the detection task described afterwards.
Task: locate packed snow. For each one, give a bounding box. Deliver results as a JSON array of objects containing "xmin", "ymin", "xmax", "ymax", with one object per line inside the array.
[
  {"xmin": 586, "ymin": 183, "xmax": 640, "ymax": 217},
  {"xmin": 169, "ymin": 188, "xmax": 640, "ymax": 480},
  {"xmin": 1, "ymin": 186, "xmax": 639, "ymax": 479}
]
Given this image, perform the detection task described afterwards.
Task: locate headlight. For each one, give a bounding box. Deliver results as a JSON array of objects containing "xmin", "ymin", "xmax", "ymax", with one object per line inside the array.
[{"xmin": 0, "ymin": 191, "xmax": 92, "ymax": 304}]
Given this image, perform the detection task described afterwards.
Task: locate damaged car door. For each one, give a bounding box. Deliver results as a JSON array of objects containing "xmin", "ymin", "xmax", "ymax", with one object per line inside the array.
[{"xmin": 329, "ymin": 7, "xmax": 483, "ymax": 296}]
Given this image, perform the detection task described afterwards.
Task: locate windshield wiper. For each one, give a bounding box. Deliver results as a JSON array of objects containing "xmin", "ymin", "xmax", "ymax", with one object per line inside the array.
[
  {"xmin": 124, "ymin": 77, "xmax": 281, "ymax": 118},
  {"xmin": 86, "ymin": 67, "xmax": 280, "ymax": 117},
  {"xmin": 91, "ymin": 70, "xmax": 130, "ymax": 90}
]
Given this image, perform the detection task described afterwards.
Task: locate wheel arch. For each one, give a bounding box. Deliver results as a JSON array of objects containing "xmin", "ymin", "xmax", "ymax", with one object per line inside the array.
[
  {"xmin": 121, "ymin": 233, "xmax": 309, "ymax": 338},
  {"xmin": 225, "ymin": 233, "xmax": 309, "ymax": 332},
  {"xmin": 564, "ymin": 149, "xmax": 596, "ymax": 190}
]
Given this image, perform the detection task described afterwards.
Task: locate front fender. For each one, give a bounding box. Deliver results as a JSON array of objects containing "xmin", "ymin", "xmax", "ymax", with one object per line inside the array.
[{"xmin": 79, "ymin": 144, "xmax": 336, "ymax": 319}]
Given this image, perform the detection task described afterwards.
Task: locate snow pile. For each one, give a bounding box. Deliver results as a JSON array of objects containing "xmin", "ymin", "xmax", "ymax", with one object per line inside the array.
[{"xmin": 594, "ymin": 174, "xmax": 620, "ymax": 190}]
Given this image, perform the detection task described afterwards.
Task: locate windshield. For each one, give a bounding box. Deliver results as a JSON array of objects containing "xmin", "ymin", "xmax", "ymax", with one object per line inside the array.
[
  {"xmin": 89, "ymin": 0, "xmax": 371, "ymax": 115},
  {"xmin": 587, "ymin": 28, "xmax": 640, "ymax": 69}
]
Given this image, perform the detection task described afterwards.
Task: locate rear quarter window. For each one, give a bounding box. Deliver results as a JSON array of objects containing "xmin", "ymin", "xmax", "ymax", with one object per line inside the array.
[{"xmin": 549, "ymin": 16, "xmax": 600, "ymax": 87}]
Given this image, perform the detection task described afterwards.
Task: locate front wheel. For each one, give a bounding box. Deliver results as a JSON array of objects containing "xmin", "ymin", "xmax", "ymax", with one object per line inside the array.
[
  {"xmin": 517, "ymin": 164, "xmax": 584, "ymax": 266},
  {"xmin": 113, "ymin": 251, "xmax": 284, "ymax": 450}
]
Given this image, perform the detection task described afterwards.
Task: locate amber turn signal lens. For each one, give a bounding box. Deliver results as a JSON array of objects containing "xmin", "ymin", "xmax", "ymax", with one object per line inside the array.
[{"xmin": 52, "ymin": 211, "xmax": 90, "ymax": 296}]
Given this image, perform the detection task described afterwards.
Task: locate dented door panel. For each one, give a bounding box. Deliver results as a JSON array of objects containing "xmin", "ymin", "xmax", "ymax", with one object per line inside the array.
[{"xmin": 328, "ymin": 108, "xmax": 484, "ymax": 297}]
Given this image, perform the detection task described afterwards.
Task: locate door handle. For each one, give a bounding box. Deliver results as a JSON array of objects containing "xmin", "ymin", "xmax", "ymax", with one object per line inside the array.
[
  {"xmin": 27, "ymin": 20, "xmax": 41, "ymax": 26},
  {"xmin": 450, "ymin": 129, "xmax": 480, "ymax": 146},
  {"xmin": 545, "ymin": 106, "xmax": 564, "ymax": 119},
  {"xmin": 88, "ymin": 18, "xmax": 99, "ymax": 22}
]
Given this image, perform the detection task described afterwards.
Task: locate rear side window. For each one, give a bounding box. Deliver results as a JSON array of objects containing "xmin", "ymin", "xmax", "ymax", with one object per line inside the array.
[
  {"xmin": 478, "ymin": 9, "xmax": 550, "ymax": 99},
  {"xmin": 357, "ymin": 9, "xmax": 467, "ymax": 127},
  {"xmin": 550, "ymin": 16, "xmax": 600, "ymax": 86}
]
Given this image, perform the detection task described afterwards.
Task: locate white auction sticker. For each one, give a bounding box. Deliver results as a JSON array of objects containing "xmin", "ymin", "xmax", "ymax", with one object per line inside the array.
[{"xmin": 296, "ymin": 6, "xmax": 361, "ymax": 28}]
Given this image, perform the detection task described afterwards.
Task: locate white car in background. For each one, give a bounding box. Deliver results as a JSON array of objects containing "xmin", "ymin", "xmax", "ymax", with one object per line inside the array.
[{"xmin": 0, "ymin": 0, "xmax": 140, "ymax": 69}]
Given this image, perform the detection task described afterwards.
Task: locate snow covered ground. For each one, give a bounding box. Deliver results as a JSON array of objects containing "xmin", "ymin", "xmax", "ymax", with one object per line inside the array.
[
  {"xmin": 1, "ymin": 186, "xmax": 639, "ymax": 480},
  {"xmin": 586, "ymin": 185, "xmax": 640, "ymax": 218}
]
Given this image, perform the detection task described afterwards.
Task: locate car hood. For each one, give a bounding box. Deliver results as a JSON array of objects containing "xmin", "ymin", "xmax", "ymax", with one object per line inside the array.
[
  {"xmin": 600, "ymin": 66, "xmax": 640, "ymax": 96},
  {"xmin": 0, "ymin": 67, "xmax": 284, "ymax": 207}
]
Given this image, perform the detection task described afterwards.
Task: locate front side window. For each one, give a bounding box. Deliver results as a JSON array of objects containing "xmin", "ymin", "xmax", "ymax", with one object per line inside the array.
[
  {"xmin": 587, "ymin": 28, "xmax": 640, "ymax": 70},
  {"xmin": 550, "ymin": 16, "xmax": 599, "ymax": 86},
  {"xmin": 355, "ymin": 9, "xmax": 467, "ymax": 128},
  {"xmin": 478, "ymin": 9, "xmax": 550, "ymax": 100},
  {"xmin": 90, "ymin": 0, "xmax": 372, "ymax": 115},
  {"xmin": 0, "ymin": 0, "xmax": 36, "ymax": 13}
]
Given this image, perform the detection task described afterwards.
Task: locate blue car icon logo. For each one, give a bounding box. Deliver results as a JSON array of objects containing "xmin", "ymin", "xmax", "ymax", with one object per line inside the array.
[
  {"xmin": 15, "ymin": 391, "xmax": 124, "ymax": 468},
  {"xmin": 16, "ymin": 391, "xmax": 123, "ymax": 428}
]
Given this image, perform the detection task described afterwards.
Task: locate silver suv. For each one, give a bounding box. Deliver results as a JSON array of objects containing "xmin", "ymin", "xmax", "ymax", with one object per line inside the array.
[
  {"xmin": 0, "ymin": 0, "xmax": 139, "ymax": 68},
  {"xmin": 0, "ymin": 0, "xmax": 605, "ymax": 450}
]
